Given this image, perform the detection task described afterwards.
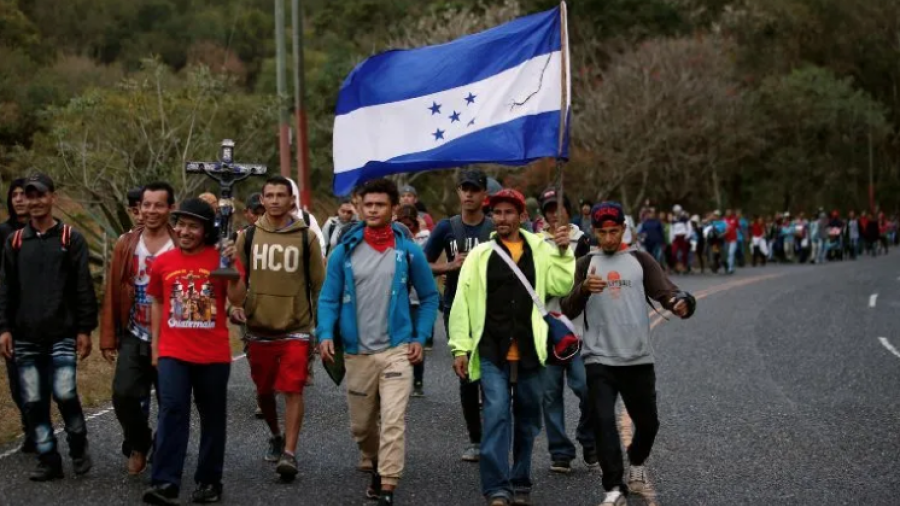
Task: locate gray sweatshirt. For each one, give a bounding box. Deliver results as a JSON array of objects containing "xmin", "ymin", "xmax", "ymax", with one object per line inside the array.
[{"xmin": 560, "ymin": 248, "xmax": 679, "ymax": 366}]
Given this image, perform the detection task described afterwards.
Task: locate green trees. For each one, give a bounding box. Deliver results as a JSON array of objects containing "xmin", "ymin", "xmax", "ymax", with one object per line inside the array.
[
  {"xmin": 26, "ymin": 60, "xmax": 277, "ymax": 236},
  {"xmin": 755, "ymin": 66, "xmax": 889, "ymax": 211},
  {"xmin": 0, "ymin": 0, "xmax": 898, "ymax": 216}
]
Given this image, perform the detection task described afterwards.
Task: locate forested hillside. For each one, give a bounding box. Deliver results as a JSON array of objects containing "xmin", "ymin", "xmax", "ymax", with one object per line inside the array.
[{"xmin": 1, "ymin": 0, "xmax": 898, "ymax": 231}]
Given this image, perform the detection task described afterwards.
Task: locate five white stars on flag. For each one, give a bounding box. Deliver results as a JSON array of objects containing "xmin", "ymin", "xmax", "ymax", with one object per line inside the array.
[{"xmin": 428, "ymin": 92, "xmax": 478, "ymax": 142}]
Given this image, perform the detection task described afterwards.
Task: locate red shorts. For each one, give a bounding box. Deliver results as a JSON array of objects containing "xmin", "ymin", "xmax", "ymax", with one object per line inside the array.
[{"xmin": 247, "ymin": 339, "xmax": 310, "ymax": 395}]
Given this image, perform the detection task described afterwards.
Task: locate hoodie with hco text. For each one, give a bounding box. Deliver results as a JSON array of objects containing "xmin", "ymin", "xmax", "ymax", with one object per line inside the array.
[{"xmin": 235, "ymin": 214, "xmax": 325, "ymax": 337}]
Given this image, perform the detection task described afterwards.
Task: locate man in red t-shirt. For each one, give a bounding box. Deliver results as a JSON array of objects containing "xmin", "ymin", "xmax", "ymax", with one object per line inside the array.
[
  {"xmin": 750, "ymin": 216, "xmax": 768, "ymax": 267},
  {"xmin": 142, "ymin": 198, "xmax": 242, "ymax": 506},
  {"xmin": 724, "ymin": 210, "xmax": 739, "ymax": 274}
]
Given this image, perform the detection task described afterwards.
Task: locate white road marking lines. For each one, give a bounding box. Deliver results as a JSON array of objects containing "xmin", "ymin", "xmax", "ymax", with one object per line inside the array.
[
  {"xmin": 0, "ymin": 352, "xmax": 248, "ymax": 462},
  {"xmin": 878, "ymin": 337, "xmax": 900, "ymax": 360},
  {"xmin": 869, "ymin": 294, "xmax": 878, "ymax": 308}
]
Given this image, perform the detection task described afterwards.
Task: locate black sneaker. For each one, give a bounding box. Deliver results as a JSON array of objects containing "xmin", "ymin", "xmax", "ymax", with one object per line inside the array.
[
  {"xmin": 550, "ymin": 458, "xmax": 572, "ymax": 474},
  {"xmin": 411, "ymin": 381, "xmax": 425, "ymax": 397},
  {"xmin": 583, "ymin": 448, "xmax": 599, "ymax": 469},
  {"xmin": 377, "ymin": 491, "xmax": 394, "ymax": 506},
  {"xmin": 266, "ymin": 434, "xmax": 284, "ymax": 462},
  {"xmin": 143, "ymin": 484, "xmax": 180, "ymax": 505},
  {"xmin": 192, "ymin": 483, "xmax": 223, "ymax": 504},
  {"xmin": 29, "ymin": 453, "xmax": 64, "ymax": 482},
  {"xmin": 366, "ymin": 469, "xmax": 381, "ymax": 500},
  {"xmin": 72, "ymin": 452, "xmax": 93, "ymax": 476},
  {"xmin": 276, "ymin": 452, "xmax": 299, "ymax": 480}
]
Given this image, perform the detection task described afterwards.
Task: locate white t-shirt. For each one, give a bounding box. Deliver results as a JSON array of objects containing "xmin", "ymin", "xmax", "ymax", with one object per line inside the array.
[
  {"xmin": 624, "ymin": 215, "xmax": 636, "ymax": 245},
  {"xmin": 409, "ymin": 229, "xmax": 431, "ymax": 306},
  {"xmin": 129, "ymin": 236, "xmax": 174, "ymax": 341}
]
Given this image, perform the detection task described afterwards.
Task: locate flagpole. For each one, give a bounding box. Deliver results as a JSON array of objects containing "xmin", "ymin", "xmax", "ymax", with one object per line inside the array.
[{"xmin": 556, "ymin": 1, "xmax": 570, "ymax": 225}]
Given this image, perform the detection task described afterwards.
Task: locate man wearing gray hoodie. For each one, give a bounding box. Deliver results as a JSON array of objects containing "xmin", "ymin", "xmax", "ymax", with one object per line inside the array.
[{"xmin": 561, "ymin": 202, "xmax": 695, "ymax": 506}]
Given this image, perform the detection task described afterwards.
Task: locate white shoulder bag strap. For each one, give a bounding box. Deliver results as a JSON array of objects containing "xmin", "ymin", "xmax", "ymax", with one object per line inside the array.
[{"xmin": 491, "ymin": 243, "xmax": 548, "ymax": 317}]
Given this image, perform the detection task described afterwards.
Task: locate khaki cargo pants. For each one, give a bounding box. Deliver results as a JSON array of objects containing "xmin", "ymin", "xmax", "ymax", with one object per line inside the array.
[{"xmin": 345, "ymin": 344, "xmax": 412, "ymax": 487}]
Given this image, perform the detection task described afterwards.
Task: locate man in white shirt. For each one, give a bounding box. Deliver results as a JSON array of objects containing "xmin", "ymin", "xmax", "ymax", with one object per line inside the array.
[{"xmin": 100, "ymin": 182, "xmax": 178, "ymax": 476}]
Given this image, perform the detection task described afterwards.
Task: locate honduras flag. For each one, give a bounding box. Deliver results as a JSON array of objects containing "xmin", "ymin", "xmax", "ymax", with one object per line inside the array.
[{"xmin": 332, "ymin": 4, "xmax": 570, "ymax": 196}]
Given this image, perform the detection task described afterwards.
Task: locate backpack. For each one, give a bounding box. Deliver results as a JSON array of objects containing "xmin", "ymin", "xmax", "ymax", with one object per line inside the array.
[
  {"xmin": 449, "ymin": 215, "xmax": 495, "ymax": 255},
  {"xmin": 299, "ymin": 210, "xmax": 312, "ymax": 229},
  {"xmin": 11, "ymin": 224, "xmax": 72, "ymax": 252},
  {"xmin": 242, "ymin": 225, "xmax": 313, "ymax": 315}
]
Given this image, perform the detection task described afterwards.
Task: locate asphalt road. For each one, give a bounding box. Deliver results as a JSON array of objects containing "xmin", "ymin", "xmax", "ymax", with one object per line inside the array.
[{"xmin": 0, "ymin": 253, "xmax": 898, "ymax": 505}]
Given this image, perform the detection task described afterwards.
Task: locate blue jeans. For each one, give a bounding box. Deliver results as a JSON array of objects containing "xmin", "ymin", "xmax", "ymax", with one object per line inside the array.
[
  {"xmin": 4, "ymin": 356, "xmax": 29, "ymax": 440},
  {"xmin": 814, "ymin": 239, "xmax": 826, "ymax": 263},
  {"xmin": 542, "ymin": 355, "xmax": 594, "ymax": 461},
  {"xmin": 15, "ymin": 338, "xmax": 87, "ymax": 457},
  {"xmin": 153, "ymin": 358, "xmax": 230, "ymax": 489},
  {"xmin": 726, "ymin": 241, "xmax": 737, "ymax": 273},
  {"xmin": 646, "ymin": 243, "xmax": 664, "ymax": 267},
  {"xmin": 479, "ymin": 359, "xmax": 544, "ymax": 500}
]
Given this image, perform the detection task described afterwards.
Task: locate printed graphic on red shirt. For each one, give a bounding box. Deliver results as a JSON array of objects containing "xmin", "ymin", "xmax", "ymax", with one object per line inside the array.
[
  {"xmin": 147, "ymin": 247, "xmax": 231, "ymax": 364},
  {"xmin": 166, "ymin": 270, "xmax": 218, "ymax": 329}
]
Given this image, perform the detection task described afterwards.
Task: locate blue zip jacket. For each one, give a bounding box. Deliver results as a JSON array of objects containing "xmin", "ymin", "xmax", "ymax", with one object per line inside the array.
[{"xmin": 316, "ymin": 223, "xmax": 439, "ymax": 355}]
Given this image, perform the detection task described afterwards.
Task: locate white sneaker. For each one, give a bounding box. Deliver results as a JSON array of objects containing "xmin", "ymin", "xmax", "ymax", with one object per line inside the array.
[
  {"xmin": 599, "ymin": 489, "xmax": 627, "ymax": 506},
  {"xmin": 461, "ymin": 443, "xmax": 480, "ymax": 462},
  {"xmin": 628, "ymin": 465, "xmax": 649, "ymax": 494}
]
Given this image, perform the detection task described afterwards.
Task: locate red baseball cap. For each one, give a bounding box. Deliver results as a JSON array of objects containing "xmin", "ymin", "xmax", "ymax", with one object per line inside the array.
[
  {"xmin": 591, "ymin": 201, "xmax": 626, "ymax": 227},
  {"xmin": 489, "ymin": 189, "xmax": 526, "ymax": 214}
]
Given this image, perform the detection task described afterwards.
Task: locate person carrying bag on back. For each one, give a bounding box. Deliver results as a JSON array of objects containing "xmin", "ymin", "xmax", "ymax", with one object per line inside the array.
[{"xmin": 560, "ymin": 202, "xmax": 696, "ymax": 506}]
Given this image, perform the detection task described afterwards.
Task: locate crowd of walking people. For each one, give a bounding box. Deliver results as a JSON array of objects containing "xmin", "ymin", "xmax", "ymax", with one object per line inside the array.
[
  {"xmin": 619, "ymin": 206, "xmax": 897, "ymax": 276},
  {"xmin": 36, "ymin": 168, "xmax": 900, "ymax": 505}
]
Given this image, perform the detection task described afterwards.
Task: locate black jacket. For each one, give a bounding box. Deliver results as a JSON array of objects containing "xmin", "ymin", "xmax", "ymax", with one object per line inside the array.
[
  {"xmin": 0, "ymin": 178, "xmax": 26, "ymax": 253},
  {"xmin": 479, "ymin": 239, "xmax": 540, "ymax": 370},
  {"xmin": 0, "ymin": 218, "xmax": 25, "ymax": 256},
  {"xmin": 0, "ymin": 221, "xmax": 98, "ymax": 342}
]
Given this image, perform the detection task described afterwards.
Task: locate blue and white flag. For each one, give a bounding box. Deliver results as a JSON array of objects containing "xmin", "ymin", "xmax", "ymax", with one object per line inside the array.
[{"xmin": 332, "ymin": 4, "xmax": 570, "ymax": 196}]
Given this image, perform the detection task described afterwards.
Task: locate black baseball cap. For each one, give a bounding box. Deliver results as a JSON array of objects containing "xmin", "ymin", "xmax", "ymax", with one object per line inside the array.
[
  {"xmin": 538, "ymin": 186, "xmax": 571, "ymax": 213},
  {"xmin": 244, "ymin": 192, "xmax": 264, "ymax": 212},
  {"xmin": 127, "ymin": 187, "xmax": 144, "ymax": 207},
  {"xmin": 591, "ymin": 201, "xmax": 626, "ymax": 227},
  {"xmin": 24, "ymin": 173, "xmax": 55, "ymax": 193},
  {"xmin": 457, "ymin": 169, "xmax": 488, "ymax": 190},
  {"xmin": 171, "ymin": 198, "xmax": 216, "ymax": 224}
]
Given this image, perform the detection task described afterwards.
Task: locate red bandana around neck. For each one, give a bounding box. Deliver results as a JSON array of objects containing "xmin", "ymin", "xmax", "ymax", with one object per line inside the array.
[{"xmin": 364, "ymin": 225, "xmax": 396, "ymax": 253}]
